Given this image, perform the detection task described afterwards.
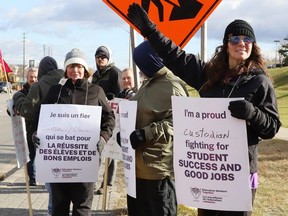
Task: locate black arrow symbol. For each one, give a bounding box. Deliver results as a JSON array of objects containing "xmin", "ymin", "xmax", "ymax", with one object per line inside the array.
[{"xmin": 164, "ymin": 0, "xmax": 203, "ymax": 21}]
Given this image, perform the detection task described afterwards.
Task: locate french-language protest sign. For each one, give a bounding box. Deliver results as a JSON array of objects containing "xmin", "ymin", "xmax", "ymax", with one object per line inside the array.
[
  {"xmin": 7, "ymin": 99, "xmax": 29, "ymax": 168},
  {"xmin": 35, "ymin": 104, "xmax": 102, "ymax": 183},
  {"xmin": 102, "ymin": 97, "xmax": 126, "ymax": 160},
  {"xmin": 119, "ymin": 100, "xmax": 137, "ymax": 198},
  {"xmin": 172, "ymin": 96, "xmax": 252, "ymax": 211}
]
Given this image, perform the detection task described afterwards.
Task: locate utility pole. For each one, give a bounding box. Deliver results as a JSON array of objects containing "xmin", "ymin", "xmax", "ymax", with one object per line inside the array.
[
  {"xmin": 274, "ymin": 40, "xmax": 280, "ymax": 66},
  {"xmin": 23, "ymin": 33, "xmax": 26, "ymax": 81}
]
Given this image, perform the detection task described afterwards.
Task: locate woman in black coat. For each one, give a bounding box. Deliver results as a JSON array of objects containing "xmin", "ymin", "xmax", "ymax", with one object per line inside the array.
[
  {"xmin": 45, "ymin": 48, "xmax": 115, "ymax": 216},
  {"xmin": 127, "ymin": 4, "xmax": 281, "ymax": 216}
]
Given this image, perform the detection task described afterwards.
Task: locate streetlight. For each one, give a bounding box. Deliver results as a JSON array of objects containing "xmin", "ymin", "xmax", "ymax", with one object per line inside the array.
[{"xmin": 274, "ymin": 40, "xmax": 280, "ymax": 66}]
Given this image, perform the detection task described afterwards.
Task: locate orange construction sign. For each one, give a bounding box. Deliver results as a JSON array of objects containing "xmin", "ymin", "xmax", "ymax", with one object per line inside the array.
[{"xmin": 103, "ymin": 0, "xmax": 222, "ymax": 48}]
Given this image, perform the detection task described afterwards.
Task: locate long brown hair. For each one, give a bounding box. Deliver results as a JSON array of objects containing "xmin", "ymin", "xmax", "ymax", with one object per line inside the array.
[{"xmin": 202, "ymin": 42, "xmax": 269, "ymax": 91}]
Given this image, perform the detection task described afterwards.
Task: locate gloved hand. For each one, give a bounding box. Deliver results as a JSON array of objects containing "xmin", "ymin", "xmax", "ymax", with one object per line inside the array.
[
  {"xmin": 97, "ymin": 136, "xmax": 106, "ymax": 154},
  {"xmin": 228, "ymin": 100, "xmax": 256, "ymax": 120},
  {"xmin": 127, "ymin": 2, "xmax": 156, "ymax": 37},
  {"xmin": 130, "ymin": 129, "xmax": 146, "ymax": 149},
  {"xmin": 106, "ymin": 93, "xmax": 115, "ymax": 100},
  {"xmin": 116, "ymin": 132, "xmax": 121, "ymax": 147},
  {"xmin": 32, "ymin": 131, "xmax": 40, "ymax": 149}
]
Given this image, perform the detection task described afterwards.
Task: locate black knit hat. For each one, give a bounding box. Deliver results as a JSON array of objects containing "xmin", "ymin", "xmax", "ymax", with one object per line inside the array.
[
  {"xmin": 223, "ymin": 19, "xmax": 256, "ymax": 43},
  {"xmin": 95, "ymin": 46, "xmax": 110, "ymax": 60}
]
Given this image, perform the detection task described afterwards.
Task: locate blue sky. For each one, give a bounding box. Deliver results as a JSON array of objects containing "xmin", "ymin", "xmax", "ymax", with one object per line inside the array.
[{"xmin": 0, "ymin": 0, "xmax": 287, "ymax": 71}]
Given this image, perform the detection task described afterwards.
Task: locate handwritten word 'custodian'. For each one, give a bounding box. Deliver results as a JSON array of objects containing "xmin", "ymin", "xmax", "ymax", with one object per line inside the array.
[{"xmin": 184, "ymin": 128, "xmax": 229, "ymax": 139}]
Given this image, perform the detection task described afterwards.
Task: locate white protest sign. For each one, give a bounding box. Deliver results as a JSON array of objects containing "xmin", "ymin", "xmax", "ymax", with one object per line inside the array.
[
  {"xmin": 172, "ymin": 97, "xmax": 251, "ymax": 211},
  {"xmin": 102, "ymin": 98, "xmax": 125, "ymax": 160},
  {"xmin": 119, "ymin": 100, "xmax": 137, "ymax": 198},
  {"xmin": 7, "ymin": 99, "xmax": 29, "ymax": 168},
  {"xmin": 36, "ymin": 104, "xmax": 102, "ymax": 183}
]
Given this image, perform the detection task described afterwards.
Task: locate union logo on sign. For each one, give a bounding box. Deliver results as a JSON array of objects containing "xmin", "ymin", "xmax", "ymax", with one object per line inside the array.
[{"xmin": 103, "ymin": 0, "xmax": 222, "ymax": 47}]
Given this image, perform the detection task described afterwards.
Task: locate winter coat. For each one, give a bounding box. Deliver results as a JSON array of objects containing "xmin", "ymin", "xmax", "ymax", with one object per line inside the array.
[
  {"xmin": 131, "ymin": 67, "xmax": 189, "ymax": 180},
  {"xmin": 92, "ymin": 63, "xmax": 121, "ymax": 96},
  {"xmin": 16, "ymin": 82, "xmax": 34, "ymax": 137},
  {"xmin": 148, "ymin": 30, "xmax": 281, "ymax": 173},
  {"xmin": 45, "ymin": 78, "xmax": 115, "ymax": 142}
]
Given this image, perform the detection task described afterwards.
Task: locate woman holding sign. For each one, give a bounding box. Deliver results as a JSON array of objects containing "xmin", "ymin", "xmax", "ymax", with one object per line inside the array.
[
  {"xmin": 44, "ymin": 48, "xmax": 115, "ymax": 216},
  {"xmin": 127, "ymin": 3, "xmax": 281, "ymax": 216}
]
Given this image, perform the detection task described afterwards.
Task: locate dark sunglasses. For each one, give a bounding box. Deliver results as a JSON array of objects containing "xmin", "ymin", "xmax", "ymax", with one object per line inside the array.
[
  {"xmin": 228, "ymin": 36, "xmax": 254, "ymax": 45},
  {"xmin": 95, "ymin": 55, "xmax": 107, "ymax": 59}
]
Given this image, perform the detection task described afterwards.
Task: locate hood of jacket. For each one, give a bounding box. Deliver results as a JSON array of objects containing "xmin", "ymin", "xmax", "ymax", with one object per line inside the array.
[
  {"xmin": 38, "ymin": 56, "xmax": 58, "ymax": 80},
  {"xmin": 133, "ymin": 40, "xmax": 164, "ymax": 78},
  {"xmin": 96, "ymin": 45, "xmax": 114, "ymax": 73}
]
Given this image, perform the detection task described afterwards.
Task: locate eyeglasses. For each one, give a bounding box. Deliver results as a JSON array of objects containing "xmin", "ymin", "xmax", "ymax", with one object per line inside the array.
[
  {"xmin": 67, "ymin": 64, "xmax": 84, "ymax": 69},
  {"xmin": 228, "ymin": 36, "xmax": 254, "ymax": 45},
  {"xmin": 95, "ymin": 55, "xmax": 107, "ymax": 59}
]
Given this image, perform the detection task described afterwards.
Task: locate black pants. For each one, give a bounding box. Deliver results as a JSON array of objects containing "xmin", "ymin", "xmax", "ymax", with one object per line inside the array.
[
  {"xmin": 200, "ymin": 189, "xmax": 257, "ymax": 216},
  {"xmin": 50, "ymin": 182, "xmax": 94, "ymax": 216},
  {"xmin": 127, "ymin": 177, "xmax": 177, "ymax": 216}
]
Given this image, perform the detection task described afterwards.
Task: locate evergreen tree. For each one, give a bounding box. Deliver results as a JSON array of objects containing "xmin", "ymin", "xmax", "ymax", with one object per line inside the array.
[{"xmin": 279, "ymin": 37, "xmax": 288, "ymax": 66}]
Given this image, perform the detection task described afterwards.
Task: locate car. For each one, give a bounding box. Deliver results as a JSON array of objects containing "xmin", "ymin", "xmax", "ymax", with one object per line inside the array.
[{"xmin": 0, "ymin": 82, "xmax": 12, "ymax": 93}]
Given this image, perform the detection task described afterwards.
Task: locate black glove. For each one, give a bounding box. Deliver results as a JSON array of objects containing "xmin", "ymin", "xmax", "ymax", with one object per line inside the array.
[
  {"xmin": 127, "ymin": 2, "xmax": 156, "ymax": 37},
  {"xmin": 228, "ymin": 100, "xmax": 256, "ymax": 120},
  {"xmin": 130, "ymin": 129, "xmax": 146, "ymax": 149},
  {"xmin": 32, "ymin": 131, "xmax": 40, "ymax": 149},
  {"xmin": 97, "ymin": 136, "xmax": 106, "ymax": 154},
  {"xmin": 116, "ymin": 132, "xmax": 121, "ymax": 147},
  {"xmin": 106, "ymin": 93, "xmax": 115, "ymax": 100}
]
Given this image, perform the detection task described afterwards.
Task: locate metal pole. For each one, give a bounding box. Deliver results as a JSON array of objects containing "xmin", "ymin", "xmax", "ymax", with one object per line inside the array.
[
  {"xmin": 198, "ymin": 23, "xmax": 207, "ymax": 216},
  {"xmin": 274, "ymin": 40, "xmax": 280, "ymax": 66},
  {"xmin": 200, "ymin": 22, "xmax": 207, "ymax": 61},
  {"xmin": 130, "ymin": 27, "xmax": 141, "ymax": 90}
]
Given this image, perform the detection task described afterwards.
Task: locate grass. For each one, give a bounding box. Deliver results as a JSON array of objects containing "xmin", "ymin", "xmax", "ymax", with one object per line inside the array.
[
  {"xmin": 253, "ymin": 139, "xmax": 288, "ymax": 215},
  {"xmin": 269, "ymin": 67, "xmax": 288, "ymax": 127}
]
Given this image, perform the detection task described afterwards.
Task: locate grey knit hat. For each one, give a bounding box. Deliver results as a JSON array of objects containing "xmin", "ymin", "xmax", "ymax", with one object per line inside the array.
[
  {"xmin": 223, "ymin": 19, "xmax": 256, "ymax": 43},
  {"xmin": 64, "ymin": 48, "xmax": 88, "ymax": 71}
]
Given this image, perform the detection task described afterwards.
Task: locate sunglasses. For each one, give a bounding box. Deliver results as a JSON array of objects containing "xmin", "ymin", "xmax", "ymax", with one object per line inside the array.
[
  {"xmin": 228, "ymin": 36, "xmax": 254, "ymax": 45},
  {"xmin": 96, "ymin": 55, "xmax": 107, "ymax": 59}
]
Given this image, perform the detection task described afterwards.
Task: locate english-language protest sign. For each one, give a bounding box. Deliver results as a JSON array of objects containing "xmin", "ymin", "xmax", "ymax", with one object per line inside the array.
[
  {"xmin": 172, "ymin": 97, "xmax": 252, "ymax": 211},
  {"xmin": 35, "ymin": 104, "xmax": 102, "ymax": 182},
  {"xmin": 119, "ymin": 100, "xmax": 137, "ymax": 198},
  {"xmin": 102, "ymin": 98, "xmax": 126, "ymax": 160},
  {"xmin": 7, "ymin": 99, "xmax": 29, "ymax": 168}
]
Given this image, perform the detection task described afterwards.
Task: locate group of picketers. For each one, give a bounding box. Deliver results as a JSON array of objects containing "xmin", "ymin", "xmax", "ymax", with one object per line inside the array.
[{"xmin": 11, "ymin": 2, "xmax": 281, "ymax": 216}]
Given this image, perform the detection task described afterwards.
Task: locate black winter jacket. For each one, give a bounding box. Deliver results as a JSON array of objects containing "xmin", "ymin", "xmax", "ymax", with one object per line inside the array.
[
  {"xmin": 45, "ymin": 78, "xmax": 115, "ymax": 142},
  {"xmin": 19, "ymin": 83, "xmax": 35, "ymax": 139},
  {"xmin": 92, "ymin": 63, "xmax": 121, "ymax": 96},
  {"xmin": 148, "ymin": 30, "xmax": 281, "ymax": 173}
]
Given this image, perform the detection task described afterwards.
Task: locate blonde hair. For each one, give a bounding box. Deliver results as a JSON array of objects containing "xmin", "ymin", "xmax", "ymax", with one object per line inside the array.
[{"xmin": 120, "ymin": 68, "xmax": 134, "ymax": 90}]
